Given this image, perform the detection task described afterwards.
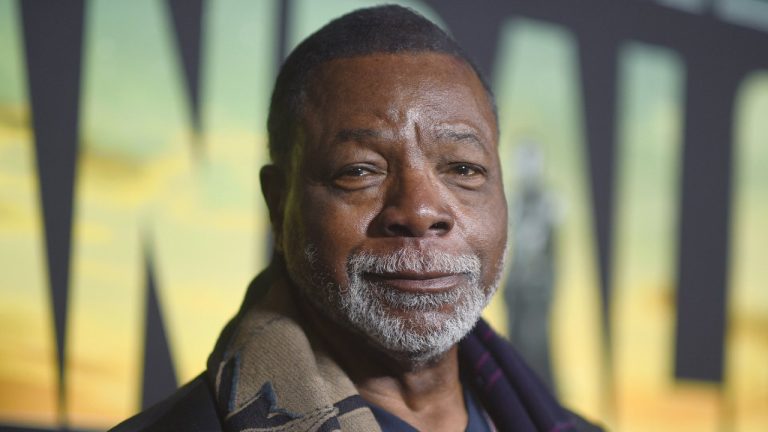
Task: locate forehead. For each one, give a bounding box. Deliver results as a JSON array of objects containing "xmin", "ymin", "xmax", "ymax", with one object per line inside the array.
[{"xmin": 299, "ymin": 52, "xmax": 497, "ymax": 147}]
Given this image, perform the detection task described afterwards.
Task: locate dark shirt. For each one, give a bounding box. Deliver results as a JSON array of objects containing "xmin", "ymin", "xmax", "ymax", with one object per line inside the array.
[{"xmin": 367, "ymin": 383, "xmax": 493, "ymax": 432}]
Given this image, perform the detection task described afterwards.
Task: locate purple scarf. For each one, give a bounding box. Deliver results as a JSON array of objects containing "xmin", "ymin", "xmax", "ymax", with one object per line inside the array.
[{"xmin": 460, "ymin": 319, "xmax": 583, "ymax": 432}]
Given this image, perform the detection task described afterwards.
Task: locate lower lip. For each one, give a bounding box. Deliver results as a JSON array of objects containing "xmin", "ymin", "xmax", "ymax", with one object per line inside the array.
[{"xmin": 364, "ymin": 273, "xmax": 464, "ymax": 293}]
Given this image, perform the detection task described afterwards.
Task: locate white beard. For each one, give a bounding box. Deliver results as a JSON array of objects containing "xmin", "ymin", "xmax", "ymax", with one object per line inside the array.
[{"xmin": 301, "ymin": 246, "xmax": 503, "ymax": 364}]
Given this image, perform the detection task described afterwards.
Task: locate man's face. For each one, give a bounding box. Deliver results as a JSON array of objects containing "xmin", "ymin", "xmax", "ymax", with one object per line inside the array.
[{"xmin": 275, "ymin": 52, "xmax": 507, "ymax": 362}]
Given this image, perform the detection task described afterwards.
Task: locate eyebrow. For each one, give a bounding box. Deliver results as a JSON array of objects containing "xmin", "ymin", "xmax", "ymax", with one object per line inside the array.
[
  {"xmin": 335, "ymin": 128, "xmax": 382, "ymax": 143},
  {"xmin": 435, "ymin": 128, "xmax": 488, "ymax": 154},
  {"xmin": 334, "ymin": 127, "xmax": 490, "ymax": 154}
]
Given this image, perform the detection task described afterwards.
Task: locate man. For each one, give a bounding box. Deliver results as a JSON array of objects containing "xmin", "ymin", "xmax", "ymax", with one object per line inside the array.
[{"xmin": 112, "ymin": 5, "xmax": 602, "ymax": 431}]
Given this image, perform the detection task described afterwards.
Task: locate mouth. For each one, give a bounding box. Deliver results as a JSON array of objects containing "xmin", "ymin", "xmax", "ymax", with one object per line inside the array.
[{"xmin": 364, "ymin": 271, "xmax": 466, "ymax": 294}]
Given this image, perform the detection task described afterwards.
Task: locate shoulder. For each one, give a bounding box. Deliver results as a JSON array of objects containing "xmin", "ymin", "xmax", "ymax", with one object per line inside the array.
[{"xmin": 109, "ymin": 373, "xmax": 222, "ymax": 432}]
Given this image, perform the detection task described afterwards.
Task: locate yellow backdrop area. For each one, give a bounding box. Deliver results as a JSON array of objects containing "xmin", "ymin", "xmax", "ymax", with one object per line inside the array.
[{"xmin": 0, "ymin": 0, "xmax": 766, "ymax": 431}]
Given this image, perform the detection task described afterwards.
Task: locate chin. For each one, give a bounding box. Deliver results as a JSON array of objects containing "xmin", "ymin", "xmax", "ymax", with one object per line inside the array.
[
  {"xmin": 366, "ymin": 324, "xmax": 466, "ymax": 368},
  {"xmin": 338, "ymin": 284, "xmax": 489, "ymax": 366}
]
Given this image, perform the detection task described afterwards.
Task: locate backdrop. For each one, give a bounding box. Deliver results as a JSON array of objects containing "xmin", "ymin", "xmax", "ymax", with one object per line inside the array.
[{"xmin": 1, "ymin": 0, "xmax": 767, "ymax": 430}]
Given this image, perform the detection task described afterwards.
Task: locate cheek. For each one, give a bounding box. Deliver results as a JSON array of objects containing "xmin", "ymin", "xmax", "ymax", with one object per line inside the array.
[
  {"xmin": 299, "ymin": 188, "xmax": 380, "ymax": 271},
  {"xmin": 463, "ymin": 208, "xmax": 507, "ymax": 256},
  {"xmin": 456, "ymin": 192, "xmax": 508, "ymax": 277},
  {"xmin": 486, "ymin": 206, "xmax": 509, "ymax": 283}
]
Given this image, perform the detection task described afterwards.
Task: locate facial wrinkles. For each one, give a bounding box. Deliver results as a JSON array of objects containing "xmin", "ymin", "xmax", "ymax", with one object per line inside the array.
[{"xmin": 386, "ymin": 115, "xmax": 457, "ymax": 215}]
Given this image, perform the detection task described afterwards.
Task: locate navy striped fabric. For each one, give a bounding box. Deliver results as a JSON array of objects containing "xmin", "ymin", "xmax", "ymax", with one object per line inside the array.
[{"xmin": 459, "ymin": 320, "xmax": 584, "ymax": 432}]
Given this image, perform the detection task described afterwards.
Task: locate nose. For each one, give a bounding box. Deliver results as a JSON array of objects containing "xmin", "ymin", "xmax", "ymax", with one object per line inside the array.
[{"xmin": 373, "ymin": 170, "xmax": 454, "ymax": 238}]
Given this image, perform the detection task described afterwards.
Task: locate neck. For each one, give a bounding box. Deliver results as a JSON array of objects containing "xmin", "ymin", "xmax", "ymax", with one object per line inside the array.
[{"xmin": 287, "ymin": 272, "xmax": 469, "ymax": 432}]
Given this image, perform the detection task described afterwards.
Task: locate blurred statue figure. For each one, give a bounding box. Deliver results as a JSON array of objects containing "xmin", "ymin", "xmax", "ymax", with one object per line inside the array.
[{"xmin": 504, "ymin": 141, "xmax": 558, "ymax": 390}]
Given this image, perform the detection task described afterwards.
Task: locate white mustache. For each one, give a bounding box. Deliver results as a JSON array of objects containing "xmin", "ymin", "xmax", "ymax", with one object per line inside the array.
[
  {"xmin": 345, "ymin": 249, "xmax": 483, "ymax": 311},
  {"xmin": 347, "ymin": 248, "xmax": 481, "ymax": 278}
]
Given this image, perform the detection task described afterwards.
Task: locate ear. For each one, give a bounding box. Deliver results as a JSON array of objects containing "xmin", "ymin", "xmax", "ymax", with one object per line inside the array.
[{"xmin": 260, "ymin": 164, "xmax": 287, "ymax": 252}]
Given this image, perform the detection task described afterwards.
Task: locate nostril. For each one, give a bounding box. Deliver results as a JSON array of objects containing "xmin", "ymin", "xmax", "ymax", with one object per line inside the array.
[
  {"xmin": 387, "ymin": 224, "xmax": 414, "ymax": 237},
  {"xmin": 430, "ymin": 221, "xmax": 450, "ymax": 232}
]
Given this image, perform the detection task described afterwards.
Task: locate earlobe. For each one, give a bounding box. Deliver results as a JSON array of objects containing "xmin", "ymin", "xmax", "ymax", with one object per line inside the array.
[{"xmin": 260, "ymin": 165, "xmax": 286, "ymax": 252}]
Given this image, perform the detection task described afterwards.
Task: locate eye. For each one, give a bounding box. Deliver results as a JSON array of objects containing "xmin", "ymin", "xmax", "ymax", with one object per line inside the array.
[
  {"xmin": 448, "ymin": 162, "xmax": 486, "ymax": 177},
  {"xmin": 332, "ymin": 164, "xmax": 384, "ymax": 190},
  {"xmin": 444, "ymin": 162, "xmax": 487, "ymax": 188},
  {"xmin": 453, "ymin": 163, "xmax": 480, "ymax": 176},
  {"xmin": 341, "ymin": 166, "xmax": 372, "ymax": 177}
]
